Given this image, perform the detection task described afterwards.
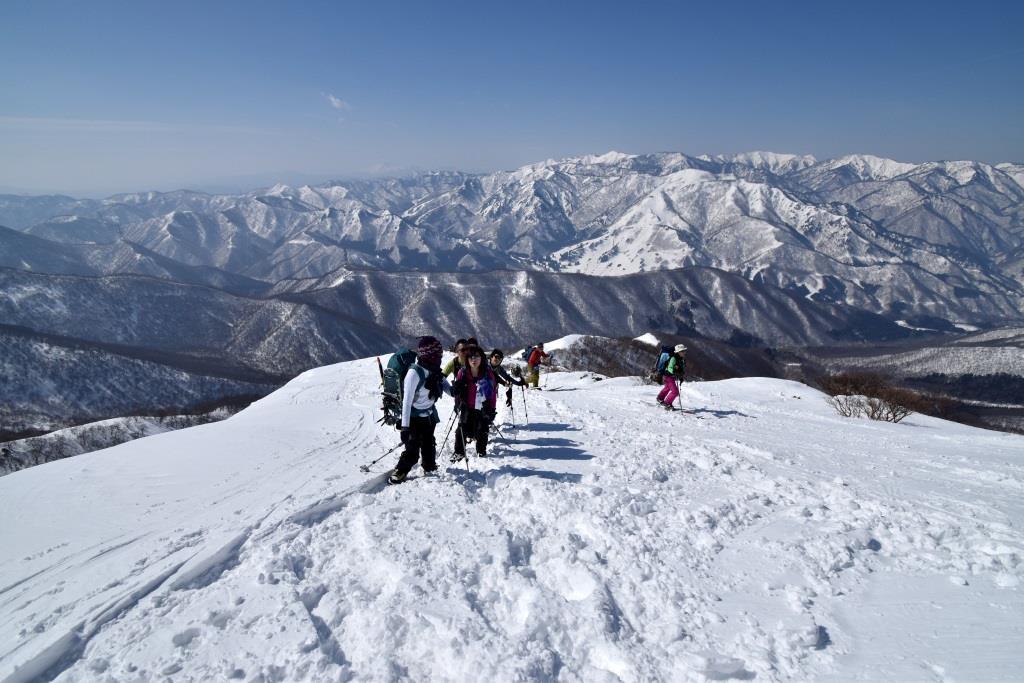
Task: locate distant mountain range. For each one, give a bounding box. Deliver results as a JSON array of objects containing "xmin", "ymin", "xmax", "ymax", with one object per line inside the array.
[{"xmin": 1, "ymin": 151, "xmax": 1022, "ymax": 433}]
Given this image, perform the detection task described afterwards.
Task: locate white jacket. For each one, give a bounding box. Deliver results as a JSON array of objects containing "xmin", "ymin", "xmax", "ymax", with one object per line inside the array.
[{"xmin": 401, "ymin": 364, "xmax": 452, "ymax": 428}]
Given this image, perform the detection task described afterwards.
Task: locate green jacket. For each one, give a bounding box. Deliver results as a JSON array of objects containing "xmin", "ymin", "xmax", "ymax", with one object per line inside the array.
[
  {"xmin": 665, "ymin": 355, "xmax": 686, "ymax": 379},
  {"xmin": 442, "ymin": 357, "xmax": 464, "ymax": 378}
]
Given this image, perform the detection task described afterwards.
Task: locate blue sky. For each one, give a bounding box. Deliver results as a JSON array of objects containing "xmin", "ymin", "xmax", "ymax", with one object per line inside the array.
[{"xmin": 1, "ymin": 0, "xmax": 1022, "ymax": 195}]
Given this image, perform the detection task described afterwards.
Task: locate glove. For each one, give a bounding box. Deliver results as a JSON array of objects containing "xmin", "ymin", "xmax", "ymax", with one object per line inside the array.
[
  {"xmin": 452, "ymin": 378, "xmax": 467, "ymax": 396},
  {"xmin": 400, "ymin": 428, "xmax": 412, "ymax": 445},
  {"xmin": 484, "ymin": 409, "xmax": 497, "ymax": 424}
]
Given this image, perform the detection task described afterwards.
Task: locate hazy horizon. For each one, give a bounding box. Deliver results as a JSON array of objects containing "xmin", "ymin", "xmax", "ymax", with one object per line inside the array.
[{"xmin": 4, "ymin": 146, "xmax": 1024, "ymax": 200}]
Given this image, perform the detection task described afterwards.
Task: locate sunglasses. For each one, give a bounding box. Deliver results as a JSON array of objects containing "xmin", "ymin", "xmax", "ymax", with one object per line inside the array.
[{"xmin": 468, "ymin": 356, "xmax": 482, "ymax": 362}]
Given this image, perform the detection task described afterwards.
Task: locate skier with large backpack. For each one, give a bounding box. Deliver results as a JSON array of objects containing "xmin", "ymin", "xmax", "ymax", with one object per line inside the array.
[
  {"xmin": 656, "ymin": 344, "xmax": 688, "ymax": 410},
  {"xmin": 451, "ymin": 345, "xmax": 498, "ymax": 460},
  {"xmin": 387, "ymin": 336, "xmax": 452, "ymax": 485},
  {"xmin": 525, "ymin": 342, "xmax": 550, "ymax": 389},
  {"xmin": 379, "ymin": 348, "xmax": 418, "ymax": 427}
]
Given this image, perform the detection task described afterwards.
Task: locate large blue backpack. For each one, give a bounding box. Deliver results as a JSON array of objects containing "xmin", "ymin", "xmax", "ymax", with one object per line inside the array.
[{"xmin": 654, "ymin": 345, "xmax": 672, "ymax": 375}]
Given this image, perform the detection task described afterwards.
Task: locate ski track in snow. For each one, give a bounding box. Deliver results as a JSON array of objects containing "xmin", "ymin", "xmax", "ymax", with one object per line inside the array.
[{"xmin": 1, "ymin": 360, "xmax": 1023, "ymax": 682}]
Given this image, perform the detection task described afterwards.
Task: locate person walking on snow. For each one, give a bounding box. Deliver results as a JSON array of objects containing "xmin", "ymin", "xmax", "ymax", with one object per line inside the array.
[
  {"xmin": 656, "ymin": 344, "xmax": 687, "ymax": 410},
  {"xmin": 389, "ymin": 336, "xmax": 452, "ymax": 485},
  {"xmin": 452, "ymin": 346, "xmax": 498, "ymax": 460},
  {"xmin": 488, "ymin": 349, "xmax": 527, "ymax": 408},
  {"xmin": 526, "ymin": 342, "xmax": 550, "ymax": 389}
]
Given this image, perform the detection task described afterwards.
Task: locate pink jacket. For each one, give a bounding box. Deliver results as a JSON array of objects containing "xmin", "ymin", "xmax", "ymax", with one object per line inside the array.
[{"xmin": 455, "ymin": 367, "xmax": 498, "ymax": 412}]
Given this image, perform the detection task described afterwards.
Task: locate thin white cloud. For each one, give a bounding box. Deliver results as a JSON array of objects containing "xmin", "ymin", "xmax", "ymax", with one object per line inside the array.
[{"xmin": 323, "ymin": 93, "xmax": 352, "ymax": 111}]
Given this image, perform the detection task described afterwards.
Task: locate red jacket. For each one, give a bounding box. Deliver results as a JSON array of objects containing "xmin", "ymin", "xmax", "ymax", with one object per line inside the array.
[{"xmin": 527, "ymin": 347, "xmax": 549, "ymax": 368}]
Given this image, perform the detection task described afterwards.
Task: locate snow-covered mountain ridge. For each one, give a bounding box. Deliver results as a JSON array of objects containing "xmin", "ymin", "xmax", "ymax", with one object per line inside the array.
[
  {"xmin": 2, "ymin": 150, "xmax": 1022, "ymax": 436},
  {"xmin": 2, "ymin": 150, "xmax": 1022, "ymax": 328},
  {"xmin": 2, "ymin": 354, "xmax": 1022, "ymax": 681}
]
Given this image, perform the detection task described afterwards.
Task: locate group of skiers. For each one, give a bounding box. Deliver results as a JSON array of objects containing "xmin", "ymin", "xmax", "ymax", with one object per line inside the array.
[
  {"xmin": 386, "ymin": 336, "xmax": 550, "ymax": 485},
  {"xmin": 383, "ymin": 336, "xmax": 687, "ymax": 485}
]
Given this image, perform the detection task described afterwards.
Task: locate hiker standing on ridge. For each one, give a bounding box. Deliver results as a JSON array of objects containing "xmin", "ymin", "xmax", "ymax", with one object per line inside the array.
[
  {"xmin": 526, "ymin": 342, "xmax": 550, "ymax": 389},
  {"xmin": 656, "ymin": 344, "xmax": 688, "ymax": 410},
  {"xmin": 488, "ymin": 349, "xmax": 527, "ymax": 408},
  {"xmin": 452, "ymin": 346, "xmax": 498, "ymax": 460},
  {"xmin": 389, "ymin": 336, "xmax": 452, "ymax": 485},
  {"xmin": 443, "ymin": 338, "xmax": 471, "ymax": 378}
]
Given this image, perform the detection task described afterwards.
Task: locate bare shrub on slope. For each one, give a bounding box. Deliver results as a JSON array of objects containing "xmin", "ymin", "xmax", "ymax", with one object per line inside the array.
[{"xmin": 820, "ymin": 372, "xmax": 924, "ymax": 423}]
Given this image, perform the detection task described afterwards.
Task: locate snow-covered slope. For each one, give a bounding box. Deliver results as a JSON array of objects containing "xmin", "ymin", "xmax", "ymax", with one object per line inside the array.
[{"xmin": 2, "ymin": 355, "xmax": 1022, "ymax": 682}]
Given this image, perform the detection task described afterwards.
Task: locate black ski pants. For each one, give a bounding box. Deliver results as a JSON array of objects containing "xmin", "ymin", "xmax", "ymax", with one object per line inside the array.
[
  {"xmin": 395, "ymin": 416, "xmax": 437, "ymax": 475},
  {"xmin": 455, "ymin": 408, "xmax": 490, "ymax": 457}
]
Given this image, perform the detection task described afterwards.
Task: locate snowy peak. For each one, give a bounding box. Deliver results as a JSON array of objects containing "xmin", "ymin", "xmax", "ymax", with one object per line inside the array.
[
  {"xmin": 578, "ymin": 150, "xmax": 636, "ymax": 165},
  {"xmin": 718, "ymin": 151, "xmax": 819, "ymax": 174},
  {"xmin": 996, "ymin": 162, "xmax": 1024, "ymax": 189},
  {"xmin": 824, "ymin": 154, "xmax": 919, "ymax": 180}
]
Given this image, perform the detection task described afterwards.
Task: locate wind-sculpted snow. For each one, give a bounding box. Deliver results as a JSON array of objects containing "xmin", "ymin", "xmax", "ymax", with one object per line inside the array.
[{"xmin": 1, "ymin": 357, "xmax": 1022, "ymax": 681}]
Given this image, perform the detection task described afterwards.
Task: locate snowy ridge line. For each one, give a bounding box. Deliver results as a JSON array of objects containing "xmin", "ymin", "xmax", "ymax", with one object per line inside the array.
[{"xmin": 2, "ymin": 358, "xmax": 1023, "ymax": 680}]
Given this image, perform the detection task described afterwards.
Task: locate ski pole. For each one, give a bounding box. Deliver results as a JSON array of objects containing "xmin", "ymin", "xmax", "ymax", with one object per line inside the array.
[
  {"xmin": 508, "ymin": 397, "xmax": 517, "ymax": 441},
  {"xmin": 359, "ymin": 441, "xmax": 404, "ymax": 472},
  {"xmin": 438, "ymin": 408, "xmax": 459, "ymax": 460},
  {"xmin": 491, "ymin": 422, "xmax": 507, "ymax": 441},
  {"xmin": 520, "ymin": 384, "xmax": 529, "ymax": 424}
]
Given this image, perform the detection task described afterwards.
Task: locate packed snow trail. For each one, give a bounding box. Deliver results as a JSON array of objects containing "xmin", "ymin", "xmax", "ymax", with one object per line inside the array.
[{"xmin": 1, "ymin": 359, "xmax": 1023, "ymax": 681}]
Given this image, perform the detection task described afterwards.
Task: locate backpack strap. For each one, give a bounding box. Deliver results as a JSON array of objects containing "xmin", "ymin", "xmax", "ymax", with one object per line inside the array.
[
  {"xmin": 410, "ymin": 364, "xmax": 427, "ymax": 395},
  {"xmin": 409, "ymin": 365, "xmax": 437, "ymax": 419}
]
